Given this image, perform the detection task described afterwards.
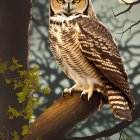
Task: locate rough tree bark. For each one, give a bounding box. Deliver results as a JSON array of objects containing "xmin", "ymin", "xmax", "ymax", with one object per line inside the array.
[{"xmin": 0, "ymin": 0, "xmax": 31, "ymax": 138}]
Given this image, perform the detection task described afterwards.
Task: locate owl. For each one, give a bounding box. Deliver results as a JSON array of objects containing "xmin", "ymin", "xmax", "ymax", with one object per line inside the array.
[{"xmin": 49, "ymin": 0, "xmax": 135, "ymax": 121}]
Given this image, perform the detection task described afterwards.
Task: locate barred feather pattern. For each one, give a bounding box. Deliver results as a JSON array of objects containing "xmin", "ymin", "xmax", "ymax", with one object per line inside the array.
[
  {"xmin": 49, "ymin": 17, "xmax": 105, "ymax": 89},
  {"xmin": 107, "ymin": 89, "xmax": 132, "ymax": 121},
  {"xmin": 104, "ymin": 82, "xmax": 132, "ymax": 121},
  {"xmin": 75, "ymin": 16, "xmax": 135, "ymax": 120},
  {"xmin": 49, "ymin": 14, "xmax": 135, "ymax": 121}
]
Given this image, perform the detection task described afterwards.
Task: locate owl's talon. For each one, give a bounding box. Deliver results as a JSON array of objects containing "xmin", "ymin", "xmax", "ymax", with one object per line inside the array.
[
  {"xmin": 80, "ymin": 94, "xmax": 85, "ymax": 100},
  {"xmin": 62, "ymin": 85, "xmax": 82, "ymax": 97},
  {"xmin": 62, "ymin": 91, "xmax": 67, "ymax": 97},
  {"xmin": 80, "ymin": 92, "xmax": 92, "ymax": 101},
  {"xmin": 87, "ymin": 93, "xmax": 93, "ymax": 101},
  {"xmin": 80, "ymin": 86, "xmax": 94, "ymax": 101},
  {"xmin": 80, "ymin": 90, "xmax": 88, "ymax": 100},
  {"xmin": 62, "ymin": 84, "xmax": 82, "ymax": 97},
  {"xmin": 69, "ymin": 88, "xmax": 74, "ymax": 96},
  {"xmin": 62, "ymin": 88, "xmax": 71, "ymax": 96}
]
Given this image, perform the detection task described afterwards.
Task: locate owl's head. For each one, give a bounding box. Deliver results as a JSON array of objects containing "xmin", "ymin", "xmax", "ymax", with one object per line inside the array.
[{"xmin": 50, "ymin": 0, "xmax": 90, "ymax": 17}]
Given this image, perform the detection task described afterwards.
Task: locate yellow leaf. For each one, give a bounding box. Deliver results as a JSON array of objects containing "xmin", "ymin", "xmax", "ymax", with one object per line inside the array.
[
  {"xmin": 17, "ymin": 92, "xmax": 26, "ymax": 103},
  {"xmin": 0, "ymin": 61, "xmax": 8, "ymax": 74},
  {"xmin": 11, "ymin": 131, "xmax": 20, "ymax": 140},
  {"xmin": 12, "ymin": 57, "xmax": 18, "ymax": 64},
  {"xmin": 19, "ymin": 70, "xmax": 27, "ymax": 76},
  {"xmin": 9, "ymin": 65, "xmax": 16, "ymax": 71},
  {"xmin": 8, "ymin": 106, "xmax": 21, "ymax": 119},
  {"xmin": 43, "ymin": 87, "xmax": 51, "ymax": 94},
  {"xmin": 22, "ymin": 125, "xmax": 29, "ymax": 136},
  {"xmin": 5, "ymin": 78, "xmax": 11, "ymax": 84}
]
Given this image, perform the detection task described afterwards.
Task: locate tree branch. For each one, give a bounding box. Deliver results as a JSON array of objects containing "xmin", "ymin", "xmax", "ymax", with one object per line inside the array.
[
  {"xmin": 113, "ymin": 0, "xmax": 140, "ymax": 17},
  {"xmin": 116, "ymin": 19, "xmax": 140, "ymax": 36},
  {"xmin": 112, "ymin": 0, "xmax": 140, "ymax": 35},
  {"xmin": 64, "ymin": 103, "xmax": 140, "ymax": 140},
  {"xmin": 31, "ymin": 16, "xmax": 42, "ymax": 26},
  {"xmin": 23, "ymin": 92, "xmax": 103, "ymax": 140}
]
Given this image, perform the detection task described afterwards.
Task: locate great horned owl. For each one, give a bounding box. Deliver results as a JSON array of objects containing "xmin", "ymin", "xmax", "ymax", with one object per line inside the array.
[{"xmin": 49, "ymin": 0, "xmax": 135, "ymax": 121}]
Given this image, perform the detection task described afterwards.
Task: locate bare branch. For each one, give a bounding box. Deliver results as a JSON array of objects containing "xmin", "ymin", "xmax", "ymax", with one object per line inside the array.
[
  {"xmin": 113, "ymin": 0, "xmax": 140, "ymax": 17},
  {"xmin": 65, "ymin": 103, "xmax": 140, "ymax": 140},
  {"xmin": 116, "ymin": 19, "xmax": 140, "ymax": 37},
  {"xmin": 112, "ymin": 0, "xmax": 140, "ymax": 35},
  {"xmin": 31, "ymin": 16, "xmax": 42, "ymax": 26}
]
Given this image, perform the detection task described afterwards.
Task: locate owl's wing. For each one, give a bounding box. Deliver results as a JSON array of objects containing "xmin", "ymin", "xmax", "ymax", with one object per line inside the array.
[{"xmin": 76, "ymin": 16, "xmax": 135, "ymax": 109}]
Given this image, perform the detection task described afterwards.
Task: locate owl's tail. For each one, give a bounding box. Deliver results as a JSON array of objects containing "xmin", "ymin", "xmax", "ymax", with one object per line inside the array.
[{"xmin": 106, "ymin": 89, "xmax": 132, "ymax": 121}]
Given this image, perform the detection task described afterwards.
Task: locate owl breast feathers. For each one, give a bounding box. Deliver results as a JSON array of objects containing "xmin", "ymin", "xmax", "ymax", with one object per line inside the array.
[{"xmin": 49, "ymin": 0, "xmax": 135, "ymax": 121}]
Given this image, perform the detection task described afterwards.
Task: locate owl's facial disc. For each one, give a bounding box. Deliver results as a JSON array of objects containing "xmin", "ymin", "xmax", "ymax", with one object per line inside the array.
[{"xmin": 51, "ymin": 0, "xmax": 88, "ymax": 16}]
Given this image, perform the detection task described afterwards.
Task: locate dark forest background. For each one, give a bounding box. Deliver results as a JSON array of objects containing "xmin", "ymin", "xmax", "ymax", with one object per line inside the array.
[{"xmin": 29, "ymin": 0, "xmax": 140, "ymax": 139}]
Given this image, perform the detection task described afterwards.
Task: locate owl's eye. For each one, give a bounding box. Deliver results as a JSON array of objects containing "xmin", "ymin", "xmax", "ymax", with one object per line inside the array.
[
  {"xmin": 57, "ymin": 0, "xmax": 64, "ymax": 4},
  {"xmin": 73, "ymin": 0, "xmax": 81, "ymax": 3}
]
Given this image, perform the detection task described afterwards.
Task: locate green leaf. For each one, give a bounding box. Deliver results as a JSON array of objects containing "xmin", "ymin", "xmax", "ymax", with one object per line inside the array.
[
  {"xmin": 5, "ymin": 78, "xmax": 11, "ymax": 84},
  {"xmin": 12, "ymin": 57, "xmax": 18, "ymax": 64},
  {"xmin": 8, "ymin": 106, "xmax": 21, "ymax": 119},
  {"xmin": 19, "ymin": 70, "xmax": 27, "ymax": 76},
  {"xmin": 43, "ymin": 87, "xmax": 51, "ymax": 94},
  {"xmin": 0, "ymin": 61, "xmax": 8, "ymax": 74},
  {"xmin": 11, "ymin": 131, "xmax": 20, "ymax": 140},
  {"xmin": 13, "ymin": 80, "xmax": 23, "ymax": 90},
  {"xmin": 17, "ymin": 92, "xmax": 26, "ymax": 103},
  {"xmin": 22, "ymin": 125, "xmax": 29, "ymax": 136},
  {"xmin": 3, "ymin": 62, "xmax": 51, "ymax": 122},
  {"xmin": 9, "ymin": 57, "xmax": 23, "ymax": 71},
  {"xmin": 9, "ymin": 65, "xmax": 17, "ymax": 71},
  {"xmin": 12, "ymin": 58, "xmax": 22, "ymax": 68}
]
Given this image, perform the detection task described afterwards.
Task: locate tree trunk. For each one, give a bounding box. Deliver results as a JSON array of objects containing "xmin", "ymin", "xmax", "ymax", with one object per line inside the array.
[{"xmin": 0, "ymin": 0, "xmax": 31, "ymax": 138}]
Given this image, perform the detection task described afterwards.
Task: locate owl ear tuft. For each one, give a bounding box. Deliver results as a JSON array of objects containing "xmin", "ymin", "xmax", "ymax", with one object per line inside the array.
[{"xmin": 85, "ymin": 0, "xmax": 97, "ymax": 19}]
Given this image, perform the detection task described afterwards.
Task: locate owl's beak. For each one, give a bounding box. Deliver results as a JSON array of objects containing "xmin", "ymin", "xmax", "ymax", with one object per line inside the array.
[
  {"xmin": 66, "ymin": 3, "xmax": 71, "ymax": 15},
  {"xmin": 62, "ymin": 2, "xmax": 73, "ymax": 16}
]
